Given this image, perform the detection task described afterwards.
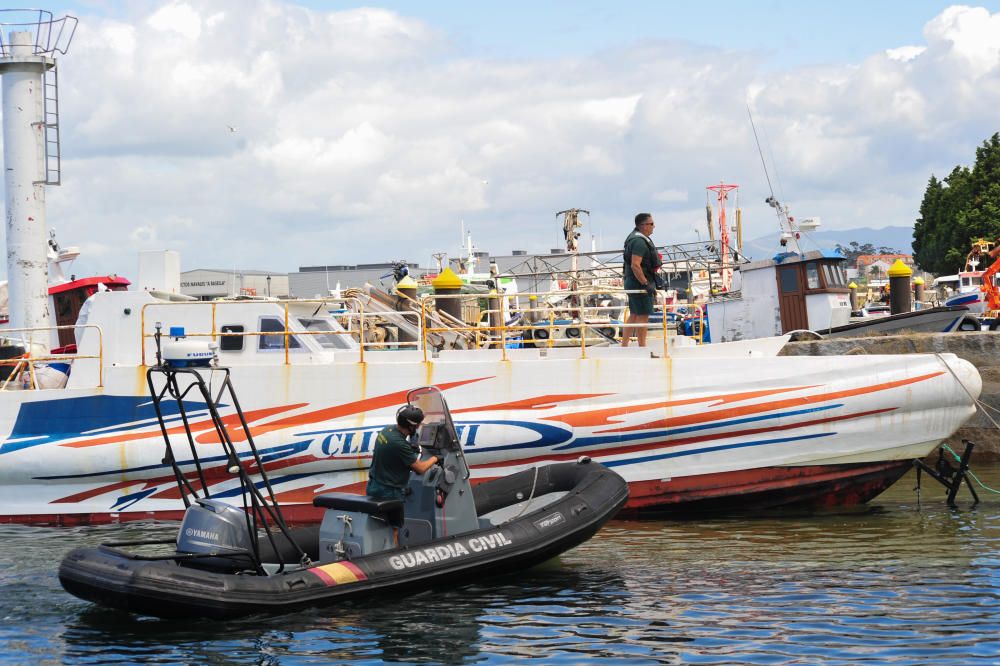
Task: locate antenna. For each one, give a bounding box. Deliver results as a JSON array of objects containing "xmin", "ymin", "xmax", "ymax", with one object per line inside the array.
[
  {"xmin": 431, "ymin": 252, "xmax": 447, "ymax": 272},
  {"xmin": 748, "ymin": 104, "xmax": 802, "ymax": 255},
  {"xmin": 556, "ymin": 208, "xmax": 590, "ymax": 253}
]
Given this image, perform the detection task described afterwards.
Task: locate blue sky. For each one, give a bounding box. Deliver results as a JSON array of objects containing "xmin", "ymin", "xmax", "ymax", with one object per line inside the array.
[
  {"xmin": 63, "ymin": 0, "xmax": 998, "ymax": 64},
  {"xmin": 4, "ymin": 1, "xmax": 1000, "ymax": 274}
]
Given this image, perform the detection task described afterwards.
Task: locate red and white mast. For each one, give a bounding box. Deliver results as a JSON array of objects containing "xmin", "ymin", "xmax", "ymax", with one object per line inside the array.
[{"xmin": 706, "ymin": 182, "xmax": 739, "ymax": 292}]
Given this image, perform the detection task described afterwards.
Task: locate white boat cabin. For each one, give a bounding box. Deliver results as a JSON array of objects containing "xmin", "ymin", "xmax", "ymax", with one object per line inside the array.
[{"xmin": 707, "ymin": 250, "xmax": 851, "ymax": 342}]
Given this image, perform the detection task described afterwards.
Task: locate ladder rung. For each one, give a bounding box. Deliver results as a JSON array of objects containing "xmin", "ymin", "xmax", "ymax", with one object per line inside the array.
[{"xmin": 42, "ymin": 66, "xmax": 61, "ymax": 186}]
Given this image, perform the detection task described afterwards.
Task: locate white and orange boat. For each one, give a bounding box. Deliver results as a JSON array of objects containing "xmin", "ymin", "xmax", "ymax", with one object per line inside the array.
[
  {"xmin": 0, "ymin": 286, "xmax": 982, "ymax": 523},
  {"xmin": 0, "ymin": 11, "xmax": 983, "ymax": 525}
]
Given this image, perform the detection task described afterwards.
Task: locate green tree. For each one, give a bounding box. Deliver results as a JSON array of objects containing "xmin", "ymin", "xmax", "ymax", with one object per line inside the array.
[
  {"xmin": 834, "ymin": 241, "xmax": 878, "ymax": 264},
  {"xmin": 913, "ymin": 133, "xmax": 1000, "ymax": 273}
]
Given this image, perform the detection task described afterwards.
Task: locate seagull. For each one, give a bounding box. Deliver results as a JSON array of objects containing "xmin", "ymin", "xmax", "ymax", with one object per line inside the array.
[{"xmin": 227, "ymin": 125, "xmax": 237, "ymax": 133}]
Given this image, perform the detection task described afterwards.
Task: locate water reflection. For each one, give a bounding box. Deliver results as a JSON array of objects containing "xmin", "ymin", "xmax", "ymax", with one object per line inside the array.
[
  {"xmin": 57, "ymin": 567, "xmax": 637, "ymax": 664},
  {"xmin": 2, "ymin": 465, "xmax": 999, "ymax": 664}
]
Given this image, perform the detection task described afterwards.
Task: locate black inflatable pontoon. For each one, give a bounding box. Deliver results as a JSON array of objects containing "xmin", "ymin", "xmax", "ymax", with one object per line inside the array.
[{"xmin": 59, "ymin": 347, "xmax": 627, "ymax": 619}]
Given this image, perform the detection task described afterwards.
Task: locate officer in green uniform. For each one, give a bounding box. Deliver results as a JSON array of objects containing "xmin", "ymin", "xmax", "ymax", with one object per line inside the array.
[
  {"xmin": 366, "ymin": 405, "xmax": 441, "ymax": 500},
  {"xmin": 622, "ymin": 212, "xmax": 662, "ymax": 347}
]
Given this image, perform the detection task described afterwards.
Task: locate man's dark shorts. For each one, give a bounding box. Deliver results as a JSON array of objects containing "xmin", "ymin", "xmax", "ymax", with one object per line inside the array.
[{"xmin": 627, "ymin": 292, "xmax": 654, "ymax": 316}]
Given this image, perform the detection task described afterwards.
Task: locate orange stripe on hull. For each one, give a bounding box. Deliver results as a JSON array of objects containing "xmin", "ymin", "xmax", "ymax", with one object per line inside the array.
[
  {"xmin": 473, "ymin": 407, "xmax": 896, "ymax": 470},
  {"xmin": 544, "ymin": 386, "xmax": 816, "ymax": 428},
  {"xmin": 602, "ymin": 372, "xmax": 943, "ymax": 433},
  {"xmin": 58, "ymin": 378, "xmax": 491, "ymax": 450},
  {"xmin": 60, "ymin": 403, "xmax": 308, "ymax": 449},
  {"xmin": 234, "ymin": 377, "xmax": 492, "ymax": 438}
]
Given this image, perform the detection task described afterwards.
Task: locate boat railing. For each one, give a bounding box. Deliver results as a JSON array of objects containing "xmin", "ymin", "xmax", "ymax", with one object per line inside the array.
[
  {"xmin": 417, "ymin": 290, "xmax": 704, "ymax": 361},
  {"xmin": 140, "ymin": 298, "xmax": 379, "ymax": 365},
  {"xmin": 0, "ymin": 324, "xmax": 103, "ymax": 390},
  {"xmin": 138, "ymin": 292, "xmax": 704, "ymax": 365}
]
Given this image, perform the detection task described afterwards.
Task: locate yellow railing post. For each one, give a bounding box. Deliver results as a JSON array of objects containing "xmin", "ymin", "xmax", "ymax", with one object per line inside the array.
[
  {"xmin": 421, "ymin": 297, "xmax": 429, "ymax": 363},
  {"xmin": 500, "ymin": 310, "xmax": 508, "ymax": 361},
  {"xmin": 283, "ymin": 303, "xmax": 290, "ymax": 365},
  {"xmin": 0, "ymin": 324, "xmax": 105, "ymax": 390},
  {"xmin": 357, "ymin": 299, "xmax": 366, "ymax": 364},
  {"xmin": 662, "ymin": 294, "xmax": 668, "ymax": 358}
]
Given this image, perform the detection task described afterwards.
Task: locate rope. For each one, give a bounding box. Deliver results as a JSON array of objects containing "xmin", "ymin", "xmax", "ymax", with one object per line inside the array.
[
  {"xmin": 504, "ymin": 465, "xmax": 540, "ymax": 523},
  {"xmin": 933, "ymin": 352, "xmax": 1000, "ymax": 429},
  {"xmin": 940, "ymin": 443, "xmax": 1000, "ymax": 495},
  {"xmin": 931, "ymin": 352, "xmax": 1000, "ymax": 495}
]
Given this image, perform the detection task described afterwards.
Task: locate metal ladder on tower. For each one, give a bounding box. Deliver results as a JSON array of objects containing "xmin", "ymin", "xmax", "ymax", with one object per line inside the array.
[{"xmin": 42, "ymin": 65, "xmax": 61, "ymax": 185}]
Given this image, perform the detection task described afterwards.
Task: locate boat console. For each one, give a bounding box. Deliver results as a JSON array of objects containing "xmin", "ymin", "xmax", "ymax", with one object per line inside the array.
[{"xmin": 316, "ymin": 386, "xmax": 480, "ymax": 563}]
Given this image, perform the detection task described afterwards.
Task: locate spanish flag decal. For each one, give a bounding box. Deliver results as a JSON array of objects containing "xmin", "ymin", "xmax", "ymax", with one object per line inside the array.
[{"xmin": 309, "ymin": 560, "xmax": 367, "ymax": 586}]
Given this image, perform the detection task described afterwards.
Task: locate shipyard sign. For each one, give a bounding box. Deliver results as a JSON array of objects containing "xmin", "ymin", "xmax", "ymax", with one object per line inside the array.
[{"xmin": 388, "ymin": 531, "xmax": 512, "ymax": 570}]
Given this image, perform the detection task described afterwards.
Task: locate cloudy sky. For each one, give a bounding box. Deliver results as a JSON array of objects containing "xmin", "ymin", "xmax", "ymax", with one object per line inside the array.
[{"xmin": 2, "ymin": 1, "xmax": 999, "ymax": 277}]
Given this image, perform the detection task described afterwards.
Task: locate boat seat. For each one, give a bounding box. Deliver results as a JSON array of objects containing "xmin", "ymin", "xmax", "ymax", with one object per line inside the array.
[{"xmin": 312, "ymin": 492, "xmax": 404, "ymax": 527}]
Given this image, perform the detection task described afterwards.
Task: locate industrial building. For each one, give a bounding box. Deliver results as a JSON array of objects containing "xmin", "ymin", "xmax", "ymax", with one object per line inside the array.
[{"xmin": 179, "ymin": 269, "xmax": 289, "ymax": 300}]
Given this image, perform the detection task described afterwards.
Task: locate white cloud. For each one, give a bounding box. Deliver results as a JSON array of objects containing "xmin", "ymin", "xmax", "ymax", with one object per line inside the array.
[
  {"xmin": 147, "ymin": 2, "xmax": 203, "ymax": 40},
  {"xmin": 580, "ymin": 95, "xmax": 642, "ymax": 127},
  {"xmin": 885, "ymin": 45, "xmax": 926, "ymax": 62},
  {"xmin": 925, "ymin": 5, "xmax": 1000, "ymax": 77},
  {"xmin": 2, "ymin": 1, "xmax": 999, "ymax": 277},
  {"xmin": 652, "ymin": 189, "xmax": 689, "ymax": 203}
]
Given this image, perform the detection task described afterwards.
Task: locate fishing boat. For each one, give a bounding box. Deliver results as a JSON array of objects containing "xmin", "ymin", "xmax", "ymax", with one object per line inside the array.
[
  {"xmin": 0, "ymin": 12, "xmax": 985, "ymax": 524},
  {"xmin": 940, "ymin": 239, "xmax": 995, "ymax": 314},
  {"xmin": 59, "ymin": 380, "xmax": 627, "ymax": 619},
  {"xmin": 820, "ymin": 305, "xmax": 977, "ymax": 337}
]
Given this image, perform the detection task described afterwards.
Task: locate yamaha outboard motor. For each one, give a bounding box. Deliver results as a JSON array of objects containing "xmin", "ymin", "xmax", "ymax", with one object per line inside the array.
[{"xmin": 175, "ymin": 500, "xmax": 255, "ymax": 570}]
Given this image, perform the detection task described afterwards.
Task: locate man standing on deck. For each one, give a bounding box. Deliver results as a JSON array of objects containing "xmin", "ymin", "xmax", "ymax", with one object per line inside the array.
[
  {"xmin": 367, "ymin": 406, "xmax": 440, "ymax": 500},
  {"xmin": 622, "ymin": 213, "xmax": 662, "ymax": 347}
]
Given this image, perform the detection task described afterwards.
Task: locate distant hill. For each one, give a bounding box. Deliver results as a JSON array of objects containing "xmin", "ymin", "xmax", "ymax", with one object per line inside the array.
[{"xmin": 741, "ymin": 226, "xmax": 914, "ymax": 260}]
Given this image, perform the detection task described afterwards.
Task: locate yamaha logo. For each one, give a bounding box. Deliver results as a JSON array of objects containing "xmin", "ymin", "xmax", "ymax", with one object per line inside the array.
[{"xmin": 185, "ymin": 527, "xmax": 219, "ymax": 541}]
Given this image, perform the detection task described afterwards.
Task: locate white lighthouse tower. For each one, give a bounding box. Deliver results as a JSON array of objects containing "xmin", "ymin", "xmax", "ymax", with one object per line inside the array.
[{"xmin": 0, "ymin": 10, "xmax": 76, "ymax": 348}]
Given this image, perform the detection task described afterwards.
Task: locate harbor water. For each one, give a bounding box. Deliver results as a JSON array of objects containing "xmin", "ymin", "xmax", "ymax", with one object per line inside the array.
[{"xmin": 2, "ymin": 464, "xmax": 999, "ymax": 665}]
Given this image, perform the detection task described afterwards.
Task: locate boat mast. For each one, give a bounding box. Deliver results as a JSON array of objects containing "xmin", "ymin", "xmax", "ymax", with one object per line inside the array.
[
  {"xmin": 0, "ymin": 11, "xmax": 76, "ymax": 346},
  {"xmin": 706, "ymin": 183, "xmax": 738, "ymax": 292},
  {"xmin": 557, "ymin": 208, "xmax": 589, "ymax": 293}
]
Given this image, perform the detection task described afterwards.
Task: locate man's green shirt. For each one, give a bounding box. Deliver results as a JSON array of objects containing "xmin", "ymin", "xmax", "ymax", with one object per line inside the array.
[
  {"xmin": 623, "ymin": 230, "xmax": 654, "ymax": 289},
  {"xmin": 366, "ymin": 426, "xmax": 418, "ymax": 498}
]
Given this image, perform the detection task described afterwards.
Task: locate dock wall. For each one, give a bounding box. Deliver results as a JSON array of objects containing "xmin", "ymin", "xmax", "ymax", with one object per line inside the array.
[{"xmin": 780, "ymin": 332, "xmax": 1000, "ymax": 460}]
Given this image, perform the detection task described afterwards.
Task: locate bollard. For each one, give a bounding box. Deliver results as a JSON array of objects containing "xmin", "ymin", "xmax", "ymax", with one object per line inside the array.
[
  {"xmin": 394, "ymin": 275, "xmax": 418, "ymax": 344},
  {"xmin": 526, "ymin": 293, "xmax": 538, "ymax": 323},
  {"xmin": 887, "ymin": 259, "xmax": 913, "ymax": 315},
  {"xmin": 487, "ymin": 288, "xmax": 501, "ymax": 338},
  {"xmin": 848, "ymin": 282, "xmax": 858, "ymax": 312},
  {"xmin": 432, "ymin": 267, "xmax": 464, "ymax": 323},
  {"xmin": 913, "ymin": 276, "xmax": 924, "ymax": 310}
]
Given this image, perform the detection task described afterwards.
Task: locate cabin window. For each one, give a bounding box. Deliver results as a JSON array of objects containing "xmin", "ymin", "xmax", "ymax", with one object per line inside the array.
[
  {"xmin": 805, "ymin": 263, "xmax": 820, "ymax": 289},
  {"xmin": 219, "ymin": 325, "xmax": 244, "ymax": 352},
  {"xmin": 779, "ymin": 266, "xmax": 800, "ymax": 293},
  {"xmin": 822, "ymin": 264, "xmax": 846, "ymax": 287},
  {"xmin": 297, "ymin": 317, "xmax": 350, "ymax": 349},
  {"xmin": 258, "ymin": 317, "xmax": 302, "ymax": 351},
  {"xmin": 822, "ymin": 264, "xmax": 834, "ymax": 287}
]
